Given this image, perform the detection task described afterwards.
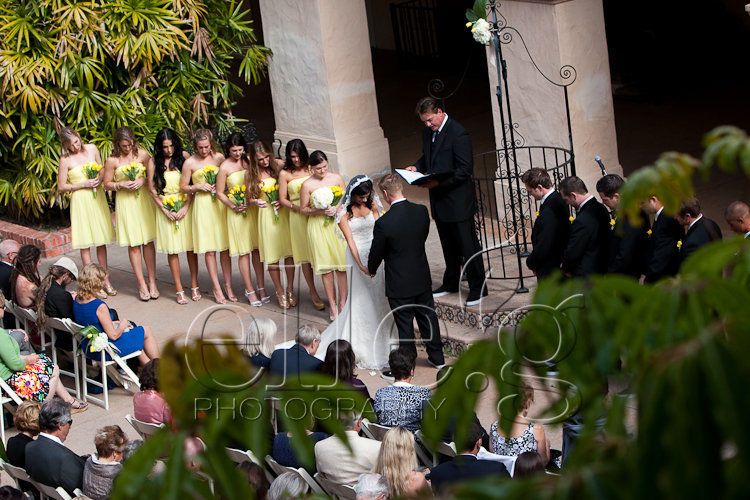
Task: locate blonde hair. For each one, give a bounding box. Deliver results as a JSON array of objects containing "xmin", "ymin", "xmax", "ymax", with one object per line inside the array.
[
  {"xmin": 244, "ymin": 317, "xmax": 277, "ymax": 358},
  {"xmin": 192, "ymin": 129, "xmax": 217, "ymax": 155},
  {"xmin": 59, "ymin": 127, "xmax": 82, "ymax": 156},
  {"xmin": 14, "ymin": 401, "xmax": 42, "ymax": 435},
  {"xmin": 112, "ymin": 126, "xmax": 137, "ymax": 158},
  {"xmin": 378, "ymin": 173, "xmax": 404, "ymax": 195},
  {"xmin": 374, "ymin": 426, "xmax": 417, "ymax": 498},
  {"xmin": 77, "ymin": 263, "xmax": 107, "ymax": 300}
]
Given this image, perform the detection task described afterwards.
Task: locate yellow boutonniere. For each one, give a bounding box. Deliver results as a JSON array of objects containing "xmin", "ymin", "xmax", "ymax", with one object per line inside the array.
[
  {"xmin": 647, "ymin": 229, "xmax": 653, "ymax": 236},
  {"xmin": 569, "ymin": 216, "xmax": 574, "ymax": 222},
  {"xmin": 610, "ymin": 219, "xmax": 616, "ymax": 227},
  {"xmin": 677, "ymin": 240, "xmax": 683, "ymax": 249},
  {"xmin": 535, "ymin": 211, "xmax": 539, "ymax": 217}
]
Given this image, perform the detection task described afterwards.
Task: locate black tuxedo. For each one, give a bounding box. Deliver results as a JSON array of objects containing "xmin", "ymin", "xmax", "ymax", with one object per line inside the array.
[
  {"xmin": 608, "ymin": 210, "xmax": 650, "ymax": 277},
  {"xmin": 269, "ymin": 344, "xmax": 322, "ymax": 379},
  {"xmin": 0, "ymin": 261, "xmax": 16, "ymax": 329},
  {"xmin": 414, "ymin": 117, "xmax": 485, "ymax": 294},
  {"xmin": 428, "ymin": 454, "xmax": 509, "ymax": 492},
  {"xmin": 562, "ymin": 197, "xmax": 611, "ymax": 277},
  {"xmin": 645, "ymin": 211, "xmax": 683, "ymax": 283},
  {"xmin": 527, "ymin": 190, "xmax": 569, "ymax": 278},
  {"xmin": 368, "ymin": 200, "xmax": 444, "ymax": 364},
  {"xmin": 25, "ymin": 435, "xmax": 86, "ymax": 495},
  {"xmin": 680, "ymin": 216, "xmax": 722, "ymax": 264}
]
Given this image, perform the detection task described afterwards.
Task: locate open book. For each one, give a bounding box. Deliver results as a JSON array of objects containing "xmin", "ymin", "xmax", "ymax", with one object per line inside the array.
[{"xmin": 395, "ymin": 168, "xmax": 433, "ymax": 185}]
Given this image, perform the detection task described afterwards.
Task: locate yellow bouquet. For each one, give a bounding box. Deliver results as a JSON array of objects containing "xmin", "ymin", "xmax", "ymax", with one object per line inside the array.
[
  {"xmin": 262, "ymin": 181, "xmax": 280, "ymax": 221},
  {"xmin": 120, "ymin": 162, "xmax": 145, "ymax": 197},
  {"xmin": 228, "ymin": 184, "xmax": 247, "ymax": 217},
  {"xmin": 82, "ymin": 162, "xmax": 103, "ymax": 198},
  {"xmin": 326, "ymin": 185, "xmax": 344, "ymax": 226},
  {"xmin": 199, "ymin": 165, "xmax": 219, "ymax": 200},
  {"xmin": 163, "ymin": 194, "xmax": 187, "ymax": 230}
]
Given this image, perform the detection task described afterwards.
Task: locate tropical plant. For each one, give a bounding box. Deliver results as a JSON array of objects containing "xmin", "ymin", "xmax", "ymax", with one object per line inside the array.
[{"xmin": 0, "ymin": 0, "xmax": 270, "ymax": 219}]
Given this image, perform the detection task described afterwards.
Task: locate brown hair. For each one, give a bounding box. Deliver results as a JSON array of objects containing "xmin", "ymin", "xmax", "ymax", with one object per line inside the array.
[
  {"xmin": 415, "ymin": 96, "xmax": 441, "ymax": 116},
  {"xmin": 247, "ymin": 140, "xmax": 276, "ymax": 199},
  {"xmin": 94, "ymin": 425, "xmax": 129, "ymax": 458},
  {"xmin": 59, "ymin": 127, "xmax": 83, "ymax": 156},
  {"xmin": 10, "ymin": 245, "xmax": 41, "ymax": 304},
  {"xmin": 378, "ymin": 173, "xmax": 404, "ymax": 195},
  {"xmin": 559, "ymin": 176, "xmax": 588, "ymax": 196},
  {"xmin": 77, "ymin": 263, "xmax": 107, "ymax": 300},
  {"xmin": 112, "ymin": 126, "xmax": 137, "ymax": 158},
  {"xmin": 678, "ymin": 197, "xmax": 702, "ymax": 218},
  {"xmin": 192, "ymin": 129, "xmax": 217, "ymax": 155},
  {"xmin": 13, "ymin": 401, "xmax": 41, "ymax": 435},
  {"xmin": 521, "ymin": 168, "xmax": 553, "ymax": 189}
]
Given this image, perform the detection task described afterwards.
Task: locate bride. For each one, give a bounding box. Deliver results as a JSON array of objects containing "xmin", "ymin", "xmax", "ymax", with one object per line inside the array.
[{"xmin": 315, "ymin": 175, "xmax": 398, "ymax": 370}]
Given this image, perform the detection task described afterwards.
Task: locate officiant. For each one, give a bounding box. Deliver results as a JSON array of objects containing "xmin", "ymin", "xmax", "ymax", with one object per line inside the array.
[{"xmin": 405, "ymin": 96, "xmax": 487, "ymax": 307}]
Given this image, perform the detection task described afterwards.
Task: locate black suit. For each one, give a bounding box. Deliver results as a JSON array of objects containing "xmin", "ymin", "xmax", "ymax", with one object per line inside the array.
[
  {"xmin": 608, "ymin": 210, "xmax": 650, "ymax": 277},
  {"xmin": 414, "ymin": 117, "xmax": 485, "ymax": 294},
  {"xmin": 680, "ymin": 216, "xmax": 722, "ymax": 264},
  {"xmin": 562, "ymin": 197, "xmax": 611, "ymax": 277},
  {"xmin": 269, "ymin": 344, "xmax": 322, "ymax": 379},
  {"xmin": 645, "ymin": 210, "xmax": 683, "ymax": 283},
  {"xmin": 368, "ymin": 200, "xmax": 444, "ymax": 364},
  {"xmin": 25, "ymin": 435, "xmax": 86, "ymax": 495},
  {"xmin": 45, "ymin": 281, "xmax": 76, "ymax": 351},
  {"xmin": 428, "ymin": 454, "xmax": 509, "ymax": 492},
  {"xmin": 0, "ymin": 261, "xmax": 16, "ymax": 329},
  {"xmin": 527, "ymin": 191, "xmax": 569, "ymax": 278}
]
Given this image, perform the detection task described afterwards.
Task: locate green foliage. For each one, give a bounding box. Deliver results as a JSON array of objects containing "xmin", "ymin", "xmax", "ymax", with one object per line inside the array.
[
  {"xmin": 465, "ymin": 0, "xmax": 488, "ymax": 23},
  {"xmin": 0, "ymin": 0, "xmax": 270, "ymax": 219}
]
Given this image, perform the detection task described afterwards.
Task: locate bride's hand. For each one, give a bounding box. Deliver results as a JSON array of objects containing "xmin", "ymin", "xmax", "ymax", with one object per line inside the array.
[{"xmin": 358, "ymin": 263, "xmax": 370, "ymax": 276}]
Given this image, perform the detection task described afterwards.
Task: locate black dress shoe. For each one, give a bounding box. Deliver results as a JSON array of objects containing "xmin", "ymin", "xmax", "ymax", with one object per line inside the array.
[
  {"xmin": 380, "ymin": 370, "xmax": 395, "ymax": 382},
  {"xmin": 432, "ymin": 285, "xmax": 458, "ymax": 298},
  {"xmin": 465, "ymin": 287, "xmax": 489, "ymax": 307}
]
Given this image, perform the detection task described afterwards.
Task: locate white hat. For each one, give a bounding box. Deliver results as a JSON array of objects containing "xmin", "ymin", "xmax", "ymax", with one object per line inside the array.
[{"xmin": 53, "ymin": 256, "xmax": 79, "ymax": 280}]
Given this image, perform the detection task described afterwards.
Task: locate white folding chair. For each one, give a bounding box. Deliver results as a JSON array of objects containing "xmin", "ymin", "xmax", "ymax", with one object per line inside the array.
[
  {"xmin": 1, "ymin": 458, "xmax": 33, "ymax": 489},
  {"xmin": 46, "ymin": 317, "xmax": 87, "ymax": 399},
  {"xmin": 81, "ymin": 334, "xmax": 141, "ymax": 410},
  {"xmin": 14, "ymin": 306, "xmax": 52, "ymax": 355},
  {"xmin": 415, "ymin": 429, "xmax": 458, "ymax": 467},
  {"xmin": 359, "ymin": 418, "xmax": 391, "ymax": 441},
  {"xmin": 125, "ymin": 413, "xmax": 165, "ymax": 439},
  {"xmin": 313, "ymin": 472, "xmax": 356, "ymax": 500},
  {"xmin": 476, "ymin": 447, "xmax": 517, "ymax": 477},
  {"xmin": 264, "ymin": 455, "xmax": 323, "ymax": 494},
  {"xmin": 225, "ymin": 446, "xmax": 262, "ymax": 466},
  {"xmin": 27, "ymin": 479, "xmax": 73, "ymax": 500}
]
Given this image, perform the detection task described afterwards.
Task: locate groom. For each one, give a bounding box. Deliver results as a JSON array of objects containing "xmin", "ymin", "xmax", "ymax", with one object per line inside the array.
[{"xmin": 368, "ymin": 173, "xmax": 445, "ymax": 373}]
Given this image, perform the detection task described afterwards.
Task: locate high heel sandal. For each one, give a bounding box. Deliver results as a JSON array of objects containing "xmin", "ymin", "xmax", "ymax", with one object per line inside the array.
[
  {"xmin": 276, "ymin": 292, "xmax": 290, "ymax": 310},
  {"xmin": 286, "ymin": 291, "xmax": 297, "ymax": 308},
  {"xmin": 104, "ymin": 284, "xmax": 118, "ymax": 296},
  {"xmin": 245, "ymin": 289, "xmax": 262, "ymax": 307},
  {"xmin": 226, "ymin": 290, "xmax": 238, "ymax": 302},
  {"xmin": 211, "ymin": 289, "xmax": 227, "ymax": 305},
  {"xmin": 149, "ymin": 285, "xmax": 160, "ymax": 300},
  {"xmin": 257, "ymin": 287, "xmax": 271, "ymax": 304},
  {"xmin": 190, "ymin": 287, "xmax": 202, "ymax": 301},
  {"xmin": 176, "ymin": 290, "xmax": 189, "ymax": 305},
  {"xmin": 139, "ymin": 287, "xmax": 150, "ymax": 302},
  {"xmin": 312, "ymin": 300, "xmax": 326, "ymax": 311}
]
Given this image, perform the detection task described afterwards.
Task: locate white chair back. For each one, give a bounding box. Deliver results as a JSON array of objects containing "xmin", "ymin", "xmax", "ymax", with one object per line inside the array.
[
  {"xmin": 313, "ymin": 472, "xmax": 356, "ymax": 500},
  {"xmin": 125, "ymin": 413, "xmax": 165, "ymax": 439},
  {"xmin": 225, "ymin": 447, "xmax": 262, "ymax": 466},
  {"xmin": 476, "ymin": 447, "xmax": 518, "ymax": 477},
  {"xmin": 1, "ymin": 458, "xmax": 33, "ymax": 488},
  {"xmin": 28, "ymin": 480, "xmax": 72, "ymax": 500},
  {"xmin": 264, "ymin": 456, "xmax": 323, "ymax": 494},
  {"xmin": 360, "ymin": 418, "xmax": 390, "ymax": 441}
]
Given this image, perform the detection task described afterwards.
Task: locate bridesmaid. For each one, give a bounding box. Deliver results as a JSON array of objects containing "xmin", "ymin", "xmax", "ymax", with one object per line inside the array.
[
  {"xmin": 278, "ymin": 139, "xmax": 325, "ymax": 310},
  {"xmin": 103, "ymin": 127, "xmax": 157, "ymax": 301},
  {"xmin": 180, "ymin": 129, "xmax": 235, "ymax": 304},
  {"xmin": 216, "ymin": 132, "xmax": 263, "ymax": 306},
  {"xmin": 299, "ymin": 151, "xmax": 347, "ymax": 320},
  {"xmin": 147, "ymin": 128, "xmax": 200, "ymax": 305},
  {"xmin": 248, "ymin": 140, "xmax": 294, "ymax": 309},
  {"xmin": 56, "ymin": 127, "xmax": 116, "ymax": 295}
]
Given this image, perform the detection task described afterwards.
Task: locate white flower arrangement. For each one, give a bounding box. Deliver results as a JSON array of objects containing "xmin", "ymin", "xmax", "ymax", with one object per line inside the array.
[
  {"xmin": 310, "ymin": 187, "xmax": 334, "ymax": 210},
  {"xmin": 471, "ymin": 18, "xmax": 492, "ymax": 45},
  {"xmin": 82, "ymin": 326, "xmax": 119, "ymax": 353},
  {"xmin": 465, "ymin": 0, "xmax": 492, "ymax": 45}
]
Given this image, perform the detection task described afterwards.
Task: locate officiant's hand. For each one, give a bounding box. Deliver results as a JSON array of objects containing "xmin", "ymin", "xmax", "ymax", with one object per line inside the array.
[{"xmin": 405, "ymin": 166, "xmax": 417, "ymax": 172}]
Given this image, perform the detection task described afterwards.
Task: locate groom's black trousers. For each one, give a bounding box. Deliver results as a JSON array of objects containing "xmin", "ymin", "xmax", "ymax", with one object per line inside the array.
[{"xmin": 388, "ymin": 291, "xmax": 445, "ymax": 365}]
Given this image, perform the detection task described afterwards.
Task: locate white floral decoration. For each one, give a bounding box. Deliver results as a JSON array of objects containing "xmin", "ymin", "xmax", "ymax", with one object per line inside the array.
[
  {"xmin": 310, "ymin": 187, "xmax": 334, "ymax": 210},
  {"xmin": 471, "ymin": 18, "xmax": 492, "ymax": 45}
]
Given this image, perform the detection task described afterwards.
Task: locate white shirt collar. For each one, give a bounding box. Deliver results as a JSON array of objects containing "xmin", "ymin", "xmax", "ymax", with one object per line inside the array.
[
  {"xmin": 541, "ymin": 189, "xmax": 554, "ymax": 204},
  {"xmin": 392, "ymin": 381, "xmax": 414, "ymax": 387},
  {"xmin": 655, "ymin": 207, "xmax": 664, "ymax": 221},
  {"xmin": 92, "ymin": 454, "xmax": 121, "ymax": 465},
  {"xmin": 437, "ymin": 114, "xmax": 449, "ymax": 134},
  {"xmin": 1, "ymin": 260, "xmax": 11, "ymax": 267},
  {"xmin": 579, "ymin": 195, "xmax": 594, "ymax": 209},
  {"xmin": 687, "ymin": 214, "xmax": 702, "ymax": 230},
  {"xmin": 745, "ymin": 231, "xmax": 750, "ymax": 239},
  {"xmin": 390, "ymin": 198, "xmax": 406, "ymax": 205},
  {"xmin": 39, "ymin": 432, "xmax": 63, "ymax": 446}
]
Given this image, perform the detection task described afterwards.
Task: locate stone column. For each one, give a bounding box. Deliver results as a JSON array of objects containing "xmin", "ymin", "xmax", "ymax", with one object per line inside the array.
[
  {"xmin": 485, "ymin": 0, "xmax": 621, "ymax": 191},
  {"xmin": 258, "ymin": 0, "xmax": 391, "ymax": 180}
]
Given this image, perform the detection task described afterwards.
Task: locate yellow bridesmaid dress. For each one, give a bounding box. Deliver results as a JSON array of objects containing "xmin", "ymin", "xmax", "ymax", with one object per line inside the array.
[
  {"xmin": 155, "ymin": 170, "xmax": 193, "ymax": 254},
  {"xmin": 114, "ymin": 163, "xmax": 156, "ymax": 246},
  {"xmin": 287, "ymin": 175, "xmax": 313, "ymax": 264},
  {"xmin": 225, "ymin": 170, "xmax": 255, "ymax": 256},
  {"xmin": 67, "ymin": 164, "xmax": 115, "ymax": 249},
  {"xmin": 256, "ymin": 177, "xmax": 292, "ymax": 264},
  {"xmin": 191, "ymin": 168, "xmax": 229, "ymax": 254},
  {"xmin": 306, "ymin": 186, "xmax": 346, "ymax": 275}
]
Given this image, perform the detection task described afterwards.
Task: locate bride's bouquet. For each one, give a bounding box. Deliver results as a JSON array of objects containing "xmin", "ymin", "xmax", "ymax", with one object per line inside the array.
[
  {"xmin": 120, "ymin": 162, "xmax": 146, "ymax": 197},
  {"xmin": 311, "ymin": 185, "xmax": 344, "ymax": 226},
  {"xmin": 81, "ymin": 162, "xmax": 103, "ymax": 198},
  {"xmin": 228, "ymin": 184, "xmax": 247, "ymax": 217},
  {"xmin": 199, "ymin": 165, "xmax": 219, "ymax": 200},
  {"xmin": 262, "ymin": 181, "xmax": 280, "ymax": 221}
]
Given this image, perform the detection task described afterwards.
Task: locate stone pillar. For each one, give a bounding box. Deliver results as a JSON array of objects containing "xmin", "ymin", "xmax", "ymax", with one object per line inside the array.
[
  {"xmin": 258, "ymin": 0, "xmax": 391, "ymax": 180},
  {"xmin": 485, "ymin": 0, "xmax": 621, "ymax": 191}
]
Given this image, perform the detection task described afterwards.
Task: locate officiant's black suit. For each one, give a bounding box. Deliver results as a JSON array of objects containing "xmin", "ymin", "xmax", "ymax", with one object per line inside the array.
[
  {"xmin": 527, "ymin": 190, "xmax": 569, "ymax": 278},
  {"xmin": 414, "ymin": 117, "xmax": 485, "ymax": 296},
  {"xmin": 561, "ymin": 197, "xmax": 611, "ymax": 277},
  {"xmin": 368, "ymin": 200, "xmax": 445, "ymax": 365}
]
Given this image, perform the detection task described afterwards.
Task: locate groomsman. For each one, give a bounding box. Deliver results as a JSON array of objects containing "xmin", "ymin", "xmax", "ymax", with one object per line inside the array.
[
  {"xmin": 521, "ymin": 168, "xmax": 569, "ymax": 278},
  {"xmin": 595, "ymin": 174, "xmax": 649, "ymax": 277},
  {"xmin": 724, "ymin": 201, "xmax": 750, "ymax": 238},
  {"xmin": 676, "ymin": 198, "xmax": 722, "ymax": 264},
  {"xmin": 642, "ymin": 195, "xmax": 683, "ymax": 283},
  {"xmin": 559, "ymin": 176, "xmax": 611, "ymax": 277}
]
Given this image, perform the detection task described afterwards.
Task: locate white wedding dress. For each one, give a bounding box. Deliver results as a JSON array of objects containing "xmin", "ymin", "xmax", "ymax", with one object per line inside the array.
[{"xmin": 315, "ymin": 213, "xmax": 398, "ymax": 370}]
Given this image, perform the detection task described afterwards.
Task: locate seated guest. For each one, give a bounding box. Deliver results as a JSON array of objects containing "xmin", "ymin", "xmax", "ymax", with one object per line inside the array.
[
  {"xmin": 133, "ymin": 359, "xmax": 171, "ymax": 425},
  {"xmin": 244, "ymin": 317, "xmax": 276, "ymax": 369},
  {"xmin": 268, "ymin": 324, "xmax": 322, "ymax": 378},
  {"xmin": 676, "ymin": 197, "xmax": 722, "ymax": 264},
  {"xmin": 238, "ymin": 462, "xmax": 270, "ymax": 500},
  {"xmin": 6, "ymin": 401, "xmax": 41, "ymax": 493},
  {"xmin": 355, "ymin": 473, "xmax": 389, "ymax": 500},
  {"xmin": 0, "ymin": 291, "xmax": 87, "ymax": 410},
  {"xmin": 490, "ymin": 382, "xmax": 550, "ymax": 465},
  {"xmin": 122, "ymin": 439, "xmax": 143, "ymax": 461},
  {"xmin": 272, "ymin": 414, "xmax": 328, "ymax": 473},
  {"xmin": 10, "ymin": 245, "xmax": 41, "ymax": 310},
  {"xmin": 428, "ymin": 422, "xmax": 509, "ymax": 492},
  {"xmin": 25, "ymin": 397, "xmax": 87, "ymax": 495},
  {"xmin": 373, "ymin": 349, "xmax": 431, "ymax": 432},
  {"xmin": 82, "ymin": 425, "xmax": 129, "ymax": 500},
  {"xmin": 315, "ymin": 413, "xmax": 381, "ymax": 486},
  {"xmin": 435, "ymin": 366, "xmax": 489, "ymax": 449},
  {"xmin": 724, "ymin": 201, "xmax": 750, "ymax": 237},
  {"xmin": 374, "ymin": 426, "xmax": 430, "ymax": 498},
  {"xmin": 73, "ymin": 263, "xmax": 160, "ymax": 365},
  {"xmin": 35, "ymin": 257, "xmax": 79, "ymax": 351},
  {"xmin": 268, "ymin": 471, "xmax": 309, "ymax": 500},
  {"xmin": 320, "ymin": 339, "xmax": 370, "ymax": 400},
  {"xmin": 0, "ymin": 239, "xmax": 20, "ymax": 329},
  {"xmin": 512, "ymin": 451, "xmax": 546, "ymax": 478}
]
